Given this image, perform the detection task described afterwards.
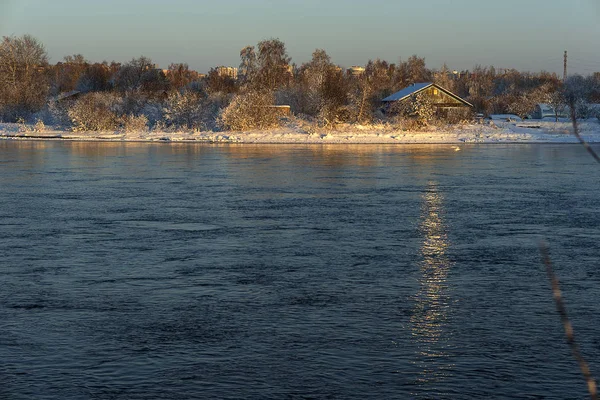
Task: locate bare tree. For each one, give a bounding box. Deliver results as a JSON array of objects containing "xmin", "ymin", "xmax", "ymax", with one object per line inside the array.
[
  {"xmin": 206, "ymin": 67, "xmax": 238, "ymax": 95},
  {"xmin": 166, "ymin": 63, "xmax": 196, "ymax": 90},
  {"xmin": 239, "ymin": 45, "xmax": 257, "ymax": 85},
  {"xmin": 318, "ymin": 67, "xmax": 349, "ymax": 126},
  {"xmin": 0, "ymin": 34, "xmax": 49, "ymax": 120},
  {"xmin": 405, "ymin": 55, "xmax": 431, "ymax": 83},
  {"xmin": 113, "ymin": 56, "xmax": 166, "ymax": 93},
  {"xmin": 240, "ymin": 39, "xmax": 291, "ymax": 91},
  {"xmin": 256, "ymin": 39, "xmax": 292, "ymax": 90},
  {"xmin": 50, "ymin": 54, "xmax": 89, "ymax": 95},
  {"xmin": 77, "ymin": 62, "xmax": 113, "ymax": 92},
  {"xmin": 433, "ymin": 63, "xmax": 456, "ymax": 92},
  {"xmin": 546, "ymin": 90, "xmax": 567, "ymax": 122}
]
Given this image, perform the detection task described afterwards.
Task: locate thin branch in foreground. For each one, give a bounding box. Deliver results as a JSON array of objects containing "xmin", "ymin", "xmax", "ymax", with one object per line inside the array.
[
  {"xmin": 569, "ymin": 99, "xmax": 600, "ymax": 164},
  {"xmin": 540, "ymin": 242, "xmax": 598, "ymax": 400}
]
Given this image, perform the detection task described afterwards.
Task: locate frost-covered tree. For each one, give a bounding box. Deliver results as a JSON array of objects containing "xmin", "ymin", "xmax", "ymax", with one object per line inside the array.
[
  {"xmin": 0, "ymin": 34, "xmax": 49, "ymax": 120},
  {"xmin": 405, "ymin": 55, "xmax": 431, "ymax": 84},
  {"xmin": 563, "ymin": 75, "xmax": 591, "ymax": 120},
  {"xmin": 67, "ymin": 92, "xmax": 120, "ymax": 131},
  {"xmin": 294, "ymin": 49, "xmax": 339, "ymax": 116},
  {"xmin": 163, "ymin": 90, "xmax": 206, "ymax": 130},
  {"xmin": 303, "ymin": 49, "xmax": 333, "ymax": 88},
  {"xmin": 411, "ymin": 92, "xmax": 435, "ymax": 123},
  {"xmin": 256, "ymin": 39, "xmax": 292, "ymax": 90},
  {"xmin": 466, "ymin": 65, "xmax": 495, "ymax": 98},
  {"xmin": 240, "ymin": 39, "xmax": 291, "ymax": 91},
  {"xmin": 433, "ymin": 64, "xmax": 456, "ymax": 93},
  {"xmin": 391, "ymin": 92, "xmax": 434, "ymax": 126},
  {"xmin": 219, "ymin": 91, "xmax": 279, "ymax": 131},
  {"xmin": 545, "ymin": 90, "xmax": 567, "ymax": 122},
  {"xmin": 347, "ymin": 59, "xmax": 395, "ymax": 123}
]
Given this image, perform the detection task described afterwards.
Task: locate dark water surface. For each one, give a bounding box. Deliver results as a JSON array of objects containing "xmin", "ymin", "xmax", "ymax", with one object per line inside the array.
[{"xmin": 1, "ymin": 141, "xmax": 599, "ymax": 399}]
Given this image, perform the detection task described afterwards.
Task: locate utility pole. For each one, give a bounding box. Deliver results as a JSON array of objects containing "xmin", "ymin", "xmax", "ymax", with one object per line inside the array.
[{"xmin": 563, "ymin": 50, "xmax": 568, "ymax": 83}]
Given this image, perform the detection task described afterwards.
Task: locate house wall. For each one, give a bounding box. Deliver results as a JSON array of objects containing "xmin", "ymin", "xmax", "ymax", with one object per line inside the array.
[{"xmin": 422, "ymin": 86, "xmax": 466, "ymax": 107}]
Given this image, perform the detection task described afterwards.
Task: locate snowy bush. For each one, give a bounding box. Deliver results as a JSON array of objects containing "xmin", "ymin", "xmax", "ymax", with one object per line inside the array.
[
  {"xmin": 67, "ymin": 93, "xmax": 120, "ymax": 131},
  {"xmin": 390, "ymin": 92, "xmax": 435, "ymax": 126},
  {"xmin": 163, "ymin": 90, "xmax": 205, "ymax": 130},
  {"xmin": 412, "ymin": 93, "xmax": 435, "ymax": 122},
  {"xmin": 121, "ymin": 114, "xmax": 148, "ymax": 133},
  {"xmin": 31, "ymin": 99, "xmax": 72, "ymax": 127},
  {"xmin": 33, "ymin": 119, "xmax": 46, "ymax": 132},
  {"xmin": 116, "ymin": 92, "xmax": 149, "ymax": 116},
  {"xmin": 218, "ymin": 91, "xmax": 280, "ymax": 131},
  {"xmin": 388, "ymin": 116, "xmax": 423, "ymax": 131},
  {"xmin": 317, "ymin": 104, "xmax": 351, "ymax": 128},
  {"xmin": 140, "ymin": 101, "xmax": 165, "ymax": 128},
  {"xmin": 439, "ymin": 108, "xmax": 473, "ymax": 124}
]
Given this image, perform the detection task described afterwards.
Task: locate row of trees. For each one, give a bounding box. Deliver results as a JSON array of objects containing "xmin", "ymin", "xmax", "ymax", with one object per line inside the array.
[{"xmin": 1, "ymin": 34, "xmax": 600, "ymax": 131}]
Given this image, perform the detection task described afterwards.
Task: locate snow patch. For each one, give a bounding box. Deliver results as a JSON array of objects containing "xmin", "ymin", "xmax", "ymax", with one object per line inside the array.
[{"xmin": 2, "ymin": 120, "xmax": 600, "ymax": 144}]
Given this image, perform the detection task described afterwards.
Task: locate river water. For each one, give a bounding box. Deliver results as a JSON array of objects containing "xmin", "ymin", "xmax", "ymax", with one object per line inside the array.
[{"xmin": 1, "ymin": 141, "xmax": 599, "ymax": 399}]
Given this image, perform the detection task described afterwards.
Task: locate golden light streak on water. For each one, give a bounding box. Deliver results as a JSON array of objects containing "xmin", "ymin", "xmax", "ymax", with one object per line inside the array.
[{"xmin": 410, "ymin": 181, "xmax": 454, "ymax": 385}]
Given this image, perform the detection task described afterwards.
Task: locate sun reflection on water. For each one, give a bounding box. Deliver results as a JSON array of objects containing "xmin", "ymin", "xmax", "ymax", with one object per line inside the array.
[{"xmin": 410, "ymin": 182, "xmax": 454, "ymax": 386}]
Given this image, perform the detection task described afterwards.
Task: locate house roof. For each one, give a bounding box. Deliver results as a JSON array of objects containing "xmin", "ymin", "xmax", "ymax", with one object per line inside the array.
[
  {"xmin": 56, "ymin": 90, "xmax": 81, "ymax": 102},
  {"xmin": 382, "ymin": 82, "xmax": 473, "ymax": 107},
  {"xmin": 382, "ymin": 82, "xmax": 433, "ymax": 102}
]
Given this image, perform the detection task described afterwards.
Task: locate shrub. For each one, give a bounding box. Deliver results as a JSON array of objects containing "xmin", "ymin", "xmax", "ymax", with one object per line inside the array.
[
  {"xmin": 389, "ymin": 117, "xmax": 423, "ymax": 131},
  {"xmin": 163, "ymin": 90, "xmax": 205, "ymax": 130},
  {"xmin": 31, "ymin": 100, "xmax": 71, "ymax": 127},
  {"xmin": 388, "ymin": 92, "xmax": 434, "ymax": 127},
  {"xmin": 33, "ymin": 119, "xmax": 46, "ymax": 132},
  {"xmin": 439, "ymin": 108, "xmax": 474, "ymax": 124},
  {"xmin": 140, "ymin": 101, "xmax": 165, "ymax": 128},
  {"xmin": 317, "ymin": 104, "xmax": 351, "ymax": 128},
  {"xmin": 121, "ymin": 114, "xmax": 148, "ymax": 133},
  {"xmin": 116, "ymin": 92, "xmax": 149, "ymax": 116},
  {"xmin": 218, "ymin": 91, "xmax": 280, "ymax": 131},
  {"xmin": 67, "ymin": 93, "xmax": 120, "ymax": 131}
]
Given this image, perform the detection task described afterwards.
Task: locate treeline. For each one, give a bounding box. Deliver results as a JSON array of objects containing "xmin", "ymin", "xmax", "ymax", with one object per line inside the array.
[{"xmin": 1, "ymin": 34, "xmax": 600, "ymax": 131}]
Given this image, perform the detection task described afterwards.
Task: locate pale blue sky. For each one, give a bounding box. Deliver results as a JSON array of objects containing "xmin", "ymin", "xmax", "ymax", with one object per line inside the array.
[{"xmin": 1, "ymin": 0, "xmax": 599, "ymax": 75}]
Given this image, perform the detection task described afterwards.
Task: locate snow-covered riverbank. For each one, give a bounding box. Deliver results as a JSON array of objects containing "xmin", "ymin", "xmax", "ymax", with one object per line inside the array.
[{"xmin": 2, "ymin": 119, "xmax": 599, "ymax": 144}]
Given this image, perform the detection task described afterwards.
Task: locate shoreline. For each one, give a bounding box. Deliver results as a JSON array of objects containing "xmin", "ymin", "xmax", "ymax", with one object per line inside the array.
[
  {"xmin": 1, "ymin": 135, "xmax": 596, "ymax": 145},
  {"xmin": 2, "ymin": 120, "xmax": 600, "ymax": 145}
]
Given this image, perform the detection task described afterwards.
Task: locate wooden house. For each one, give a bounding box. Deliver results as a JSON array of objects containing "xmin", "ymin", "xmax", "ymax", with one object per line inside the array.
[{"xmin": 382, "ymin": 82, "xmax": 472, "ymax": 112}]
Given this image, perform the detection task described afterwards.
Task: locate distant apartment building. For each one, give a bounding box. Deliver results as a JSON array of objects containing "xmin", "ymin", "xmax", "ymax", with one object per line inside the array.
[
  {"xmin": 162, "ymin": 68, "xmax": 205, "ymax": 81},
  {"xmin": 348, "ymin": 66, "xmax": 365, "ymax": 77},
  {"xmin": 216, "ymin": 66, "xmax": 238, "ymax": 80}
]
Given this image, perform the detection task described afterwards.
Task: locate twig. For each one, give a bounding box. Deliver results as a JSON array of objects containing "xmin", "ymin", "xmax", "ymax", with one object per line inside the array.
[
  {"xmin": 540, "ymin": 242, "xmax": 598, "ymax": 399},
  {"xmin": 569, "ymin": 99, "xmax": 600, "ymax": 164}
]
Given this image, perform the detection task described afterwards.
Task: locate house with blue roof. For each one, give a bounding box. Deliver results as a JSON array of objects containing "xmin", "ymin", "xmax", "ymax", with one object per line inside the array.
[{"xmin": 382, "ymin": 82, "xmax": 472, "ymax": 113}]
